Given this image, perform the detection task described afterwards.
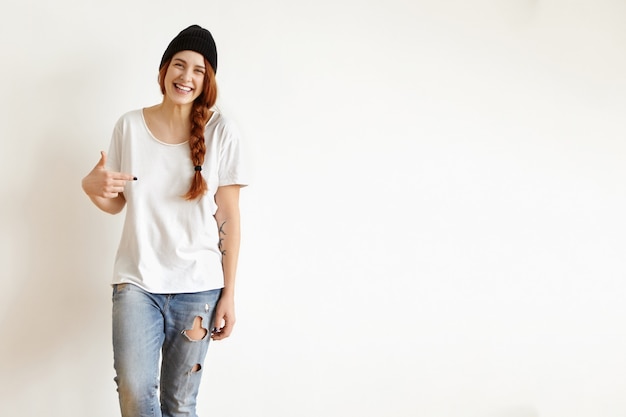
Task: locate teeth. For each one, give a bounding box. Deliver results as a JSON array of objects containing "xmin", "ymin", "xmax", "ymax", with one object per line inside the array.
[{"xmin": 176, "ymin": 84, "xmax": 192, "ymax": 92}]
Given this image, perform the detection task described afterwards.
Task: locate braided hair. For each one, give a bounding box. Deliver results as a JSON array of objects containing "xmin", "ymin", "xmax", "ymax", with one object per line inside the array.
[{"xmin": 158, "ymin": 58, "xmax": 218, "ymax": 200}]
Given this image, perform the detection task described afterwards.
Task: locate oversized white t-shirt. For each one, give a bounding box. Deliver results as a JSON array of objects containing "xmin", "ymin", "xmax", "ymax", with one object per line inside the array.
[{"xmin": 106, "ymin": 109, "xmax": 247, "ymax": 293}]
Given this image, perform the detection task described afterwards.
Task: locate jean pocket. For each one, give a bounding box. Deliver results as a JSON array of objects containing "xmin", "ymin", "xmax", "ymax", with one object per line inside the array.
[{"xmin": 112, "ymin": 283, "xmax": 132, "ymax": 298}]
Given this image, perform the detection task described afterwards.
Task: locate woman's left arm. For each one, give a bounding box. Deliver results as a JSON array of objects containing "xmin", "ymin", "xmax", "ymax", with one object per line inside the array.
[{"xmin": 211, "ymin": 184, "xmax": 242, "ymax": 340}]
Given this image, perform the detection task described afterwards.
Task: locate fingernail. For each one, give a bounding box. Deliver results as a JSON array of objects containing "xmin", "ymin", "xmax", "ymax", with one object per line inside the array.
[{"xmin": 133, "ymin": 177, "xmax": 138, "ymax": 181}]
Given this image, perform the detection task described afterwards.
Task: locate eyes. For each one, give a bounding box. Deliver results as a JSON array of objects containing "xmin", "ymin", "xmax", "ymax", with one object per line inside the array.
[{"xmin": 172, "ymin": 62, "xmax": 205, "ymax": 75}]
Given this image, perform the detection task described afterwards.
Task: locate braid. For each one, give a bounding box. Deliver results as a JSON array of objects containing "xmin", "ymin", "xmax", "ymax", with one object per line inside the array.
[
  {"xmin": 159, "ymin": 57, "xmax": 218, "ymax": 200},
  {"xmin": 168, "ymin": 57, "xmax": 217, "ymax": 200},
  {"xmin": 183, "ymin": 104, "xmax": 210, "ymax": 200}
]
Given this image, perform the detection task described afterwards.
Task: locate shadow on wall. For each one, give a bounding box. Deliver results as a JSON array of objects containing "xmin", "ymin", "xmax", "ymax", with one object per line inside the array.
[{"xmin": 0, "ymin": 64, "xmax": 121, "ymax": 413}]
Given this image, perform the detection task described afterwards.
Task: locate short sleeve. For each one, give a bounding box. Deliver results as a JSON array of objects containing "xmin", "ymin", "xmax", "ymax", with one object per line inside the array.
[
  {"xmin": 105, "ymin": 118, "xmax": 123, "ymax": 173},
  {"xmin": 217, "ymin": 118, "xmax": 249, "ymax": 187}
]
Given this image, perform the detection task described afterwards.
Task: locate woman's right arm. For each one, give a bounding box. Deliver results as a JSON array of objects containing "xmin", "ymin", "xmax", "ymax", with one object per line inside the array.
[{"xmin": 81, "ymin": 151, "xmax": 135, "ymax": 215}]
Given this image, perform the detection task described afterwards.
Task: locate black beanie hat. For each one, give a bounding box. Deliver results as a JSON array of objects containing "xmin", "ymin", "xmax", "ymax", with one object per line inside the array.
[{"xmin": 159, "ymin": 25, "xmax": 218, "ymax": 74}]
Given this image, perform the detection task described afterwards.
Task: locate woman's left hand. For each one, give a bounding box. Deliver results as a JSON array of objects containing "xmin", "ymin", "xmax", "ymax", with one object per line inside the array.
[{"xmin": 211, "ymin": 294, "xmax": 235, "ymax": 340}]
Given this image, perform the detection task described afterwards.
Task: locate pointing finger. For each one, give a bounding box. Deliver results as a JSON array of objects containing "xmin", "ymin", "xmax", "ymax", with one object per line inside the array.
[
  {"xmin": 98, "ymin": 154, "xmax": 136, "ymax": 181},
  {"xmin": 110, "ymin": 172, "xmax": 137, "ymax": 182}
]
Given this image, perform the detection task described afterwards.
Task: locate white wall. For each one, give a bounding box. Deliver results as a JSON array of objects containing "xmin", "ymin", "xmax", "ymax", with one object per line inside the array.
[{"xmin": 1, "ymin": 1, "xmax": 625, "ymax": 416}]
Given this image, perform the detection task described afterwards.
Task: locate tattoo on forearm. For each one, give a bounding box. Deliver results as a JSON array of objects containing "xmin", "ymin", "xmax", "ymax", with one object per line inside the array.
[{"xmin": 219, "ymin": 221, "xmax": 227, "ymax": 256}]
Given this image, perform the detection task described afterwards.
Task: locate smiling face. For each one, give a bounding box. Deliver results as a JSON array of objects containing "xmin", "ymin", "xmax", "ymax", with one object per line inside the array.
[{"xmin": 162, "ymin": 50, "xmax": 207, "ymax": 105}]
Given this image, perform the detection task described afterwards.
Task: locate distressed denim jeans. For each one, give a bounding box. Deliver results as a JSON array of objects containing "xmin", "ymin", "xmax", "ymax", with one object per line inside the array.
[{"xmin": 112, "ymin": 283, "xmax": 222, "ymax": 417}]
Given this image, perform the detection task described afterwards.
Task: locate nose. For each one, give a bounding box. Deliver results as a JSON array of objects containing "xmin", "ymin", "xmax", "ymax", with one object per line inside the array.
[{"xmin": 181, "ymin": 69, "xmax": 193, "ymax": 82}]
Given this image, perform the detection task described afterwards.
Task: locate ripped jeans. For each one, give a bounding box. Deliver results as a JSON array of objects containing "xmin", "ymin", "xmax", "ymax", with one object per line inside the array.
[{"xmin": 112, "ymin": 283, "xmax": 222, "ymax": 417}]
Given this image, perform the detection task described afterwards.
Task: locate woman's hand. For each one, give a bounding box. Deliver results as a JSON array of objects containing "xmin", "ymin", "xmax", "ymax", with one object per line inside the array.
[
  {"xmin": 82, "ymin": 151, "xmax": 135, "ymax": 198},
  {"xmin": 211, "ymin": 292, "xmax": 235, "ymax": 341},
  {"xmin": 82, "ymin": 151, "xmax": 135, "ymax": 214}
]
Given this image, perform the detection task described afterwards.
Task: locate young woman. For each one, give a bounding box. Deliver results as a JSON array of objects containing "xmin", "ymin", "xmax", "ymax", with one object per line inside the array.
[{"xmin": 81, "ymin": 25, "xmax": 247, "ymax": 417}]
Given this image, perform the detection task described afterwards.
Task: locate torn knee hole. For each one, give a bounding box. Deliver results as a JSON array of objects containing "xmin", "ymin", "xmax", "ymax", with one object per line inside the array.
[
  {"xmin": 191, "ymin": 364, "xmax": 202, "ymax": 373},
  {"xmin": 182, "ymin": 316, "xmax": 208, "ymax": 341}
]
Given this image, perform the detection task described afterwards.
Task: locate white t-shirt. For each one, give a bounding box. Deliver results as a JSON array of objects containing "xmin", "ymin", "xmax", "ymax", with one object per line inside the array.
[{"xmin": 106, "ymin": 109, "xmax": 248, "ymax": 293}]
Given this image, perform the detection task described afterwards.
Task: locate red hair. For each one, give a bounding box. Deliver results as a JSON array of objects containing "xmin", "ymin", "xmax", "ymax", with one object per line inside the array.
[{"xmin": 158, "ymin": 58, "xmax": 218, "ymax": 200}]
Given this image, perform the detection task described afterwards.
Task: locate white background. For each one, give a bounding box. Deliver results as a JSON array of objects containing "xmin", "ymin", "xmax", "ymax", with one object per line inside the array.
[{"xmin": 1, "ymin": 1, "xmax": 625, "ymax": 416}]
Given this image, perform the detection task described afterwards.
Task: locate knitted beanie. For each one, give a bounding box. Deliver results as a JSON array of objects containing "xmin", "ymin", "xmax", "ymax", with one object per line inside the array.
[{"xmin": 159, "ymin": 25, "xmax": 218, "ymax": 74}]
